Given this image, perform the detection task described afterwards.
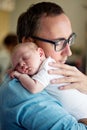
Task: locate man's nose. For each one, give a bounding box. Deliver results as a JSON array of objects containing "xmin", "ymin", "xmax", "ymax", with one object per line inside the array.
[{"xmin": 62, "ymin": 44, "xmax": 72, "ymax": 56}]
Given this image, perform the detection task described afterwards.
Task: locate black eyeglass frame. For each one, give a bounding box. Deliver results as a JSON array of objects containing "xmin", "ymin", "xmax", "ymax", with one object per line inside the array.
[{"xmin": 31, "ymin": 32, "xmax": 76, "ymax": 51}]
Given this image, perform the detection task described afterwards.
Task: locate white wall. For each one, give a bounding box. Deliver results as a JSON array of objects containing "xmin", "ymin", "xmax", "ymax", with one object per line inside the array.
[{"xmin": 10, "ymin": 0, "xmax": 87, "ymax": 51}]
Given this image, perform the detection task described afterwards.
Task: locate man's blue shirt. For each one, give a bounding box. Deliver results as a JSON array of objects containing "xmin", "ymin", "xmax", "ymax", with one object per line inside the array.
[{"xmin": 0, "ymin": 75, "xmax": 87, "ymax": 130}]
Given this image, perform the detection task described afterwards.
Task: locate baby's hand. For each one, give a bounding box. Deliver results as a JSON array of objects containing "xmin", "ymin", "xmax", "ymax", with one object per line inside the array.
[
  {"xmin": 10, "ymin": 71, "xmax": 21, "ymax": 79},
  {"xmin": 7, "ymin": 68, "xmax": 13, "ymax": 75},
  {"xmin": 7, "ymin": 68, "xmax": 15, "ymax": 78}
]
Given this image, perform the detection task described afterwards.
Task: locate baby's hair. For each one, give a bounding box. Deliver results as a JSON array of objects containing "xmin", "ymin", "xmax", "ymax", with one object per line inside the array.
[
  {"xmin": 12, "ymin": 42, "xmax": 38, "ymax": 55},
  {"xmin": 11, "ymin": 42, "xmax": 38, "ymax": 67},
  {"xmin": 26, "ymin": 42, "xmax": 38, "ymax": 51}
]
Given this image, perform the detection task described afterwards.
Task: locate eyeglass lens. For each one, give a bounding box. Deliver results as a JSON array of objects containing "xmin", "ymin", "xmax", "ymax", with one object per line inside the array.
[{"xmin": 55, "ymin": 33, "xmax": 76, "ymax": 51}]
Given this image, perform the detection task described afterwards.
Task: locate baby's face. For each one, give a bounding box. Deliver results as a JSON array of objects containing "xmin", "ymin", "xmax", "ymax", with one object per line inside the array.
[{"xmin": 12, "ymin": 46, "xmax": 42, "ymax": 75}]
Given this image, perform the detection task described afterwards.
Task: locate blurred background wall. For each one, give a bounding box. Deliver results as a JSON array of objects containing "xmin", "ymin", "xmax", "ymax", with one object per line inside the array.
[
  {"xmin": 0, "ymin": 0, "xmax": 87, "ymax": 48},
  {"xmin": 0, "ymin": 0, "xmax": 87, "ymax": 81}
]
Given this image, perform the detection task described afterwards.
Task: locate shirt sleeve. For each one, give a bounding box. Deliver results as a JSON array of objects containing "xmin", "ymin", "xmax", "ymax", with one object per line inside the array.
[
  {"xmin": 13, "ymin": 80, "xmax": 87, "ymax": 130},
  {"xmin": 32, "ymin": 67, "xmax": 50, "ymax": 87},
  {"xmin": 32, "ymin": 57, "xmax": 60, "ymax": 87},
  {"xmin": 20, "ymin": 93, "xmax": 87, "ymax": 130},
  {"xmin": 0, "ymin": 76, "xmax": 87, "ymax": 130}
]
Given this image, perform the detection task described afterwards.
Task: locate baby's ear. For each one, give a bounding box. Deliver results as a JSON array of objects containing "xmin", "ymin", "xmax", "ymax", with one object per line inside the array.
[{"xmin": 38, "ymin": 48, "xmax": 45, "ymax": 58}]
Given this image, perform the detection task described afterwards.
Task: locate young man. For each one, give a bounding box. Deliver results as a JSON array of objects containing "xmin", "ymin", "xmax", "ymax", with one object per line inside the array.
[{"xmin": 0, "ymin": 2, "xmax": 87, "ymax": 130}]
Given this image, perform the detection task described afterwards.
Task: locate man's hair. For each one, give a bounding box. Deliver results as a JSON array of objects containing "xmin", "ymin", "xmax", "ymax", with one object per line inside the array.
[{"xmin": 17, "ymin": 2, "xmax": 64, "ymax": 42}]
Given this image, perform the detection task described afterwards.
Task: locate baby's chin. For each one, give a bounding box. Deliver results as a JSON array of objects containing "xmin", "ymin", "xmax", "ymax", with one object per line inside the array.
[{"xmin": 28, "ymin": 70, "xmax": 37, "ymax": 76}]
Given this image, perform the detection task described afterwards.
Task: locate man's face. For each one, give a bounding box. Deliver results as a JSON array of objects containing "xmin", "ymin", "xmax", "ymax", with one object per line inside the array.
[{"xmin": 34, "ymin": 14, "xmax": 72, "ymax": 63}]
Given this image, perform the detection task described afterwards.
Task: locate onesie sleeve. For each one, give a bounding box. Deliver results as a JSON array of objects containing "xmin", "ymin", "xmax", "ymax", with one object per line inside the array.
[{"xmin": 32, "ymin": 57, "xmax": 55, "ymax": 87}]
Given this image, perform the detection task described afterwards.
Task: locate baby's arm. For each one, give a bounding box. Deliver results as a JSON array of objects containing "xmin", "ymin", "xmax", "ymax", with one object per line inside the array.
[{"xmin": 10, "ymin": 70, "xmax": 45, "ymax": 93}]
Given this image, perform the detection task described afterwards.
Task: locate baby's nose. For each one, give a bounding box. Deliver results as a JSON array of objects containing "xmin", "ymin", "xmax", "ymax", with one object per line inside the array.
[{"xmin": 20, "ymin": 62, "xmax": 26, "ymax": 68}]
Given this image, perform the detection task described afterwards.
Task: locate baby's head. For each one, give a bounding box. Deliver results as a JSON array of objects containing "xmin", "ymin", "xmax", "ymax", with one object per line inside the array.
[{"xmin": 11, "ymin": 42, "xmax": 46, "ymax": 75}]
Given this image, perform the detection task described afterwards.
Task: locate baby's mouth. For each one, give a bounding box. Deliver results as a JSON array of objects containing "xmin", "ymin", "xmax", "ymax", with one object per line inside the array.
[
  {"xmin": 28, "ymin": 67, "xmax": 32, "ymax": 71},
  {"xmin": 22, "ymin": 67, "xmax": 32, "ymax": 74},
  {"xmin": 22, "ymin": 67, "xmax": 29, "ymax": 73}
]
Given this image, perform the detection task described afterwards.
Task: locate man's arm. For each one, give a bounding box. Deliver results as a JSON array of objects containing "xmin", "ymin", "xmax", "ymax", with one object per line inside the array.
[
  {"xmin": 17, "ymin": 88, "xmax": 87, "ymax": 130},
  {"xmin": 0, "ymin": 77, "xmax": 87, "ymax": 130}
]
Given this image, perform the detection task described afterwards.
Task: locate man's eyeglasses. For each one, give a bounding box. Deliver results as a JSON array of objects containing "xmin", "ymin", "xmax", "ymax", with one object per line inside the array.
[{"xmin": 31, "ymin": 32, "xmax": 76, "ymax": 51}]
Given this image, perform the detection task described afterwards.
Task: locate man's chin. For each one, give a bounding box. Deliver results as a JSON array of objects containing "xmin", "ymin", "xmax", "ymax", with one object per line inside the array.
[{"xmin": 60, "ymin": 61, "xmax": 66, "ymax": 64}]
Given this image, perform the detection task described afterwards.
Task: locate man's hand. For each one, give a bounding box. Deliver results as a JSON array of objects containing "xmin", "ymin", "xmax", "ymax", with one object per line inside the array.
[{"xmin": 48, "ymin": 62, "xmax": 87, "ymax": 94}]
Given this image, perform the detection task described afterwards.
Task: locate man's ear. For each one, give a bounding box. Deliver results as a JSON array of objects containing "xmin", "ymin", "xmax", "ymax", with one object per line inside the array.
[{"xmin": 22, "ymin": 37, "xmax": 34, "ymax": 43}]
